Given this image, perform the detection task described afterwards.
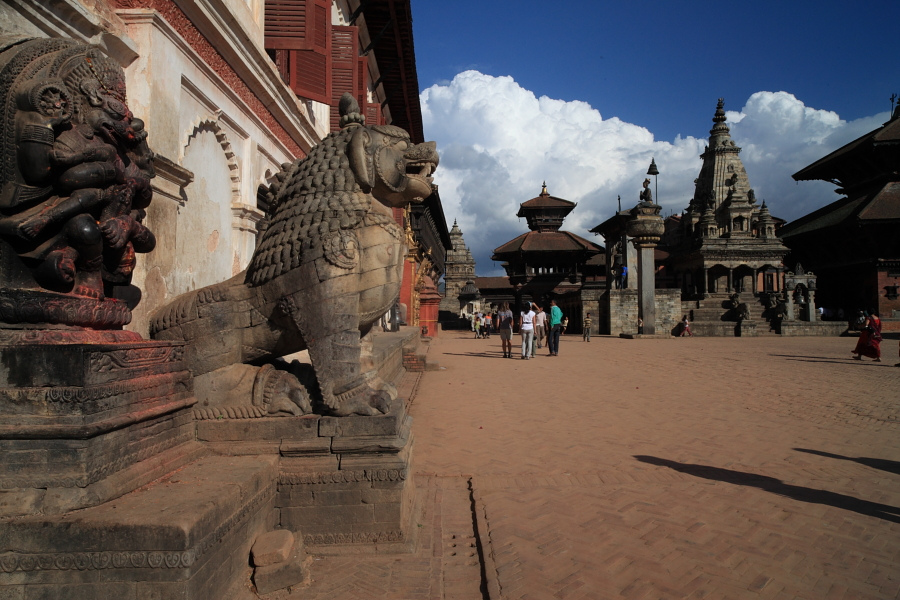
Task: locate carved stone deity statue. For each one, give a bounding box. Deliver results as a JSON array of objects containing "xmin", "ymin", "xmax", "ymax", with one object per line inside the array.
[
  {"xmin": 150, "ymin": 93, "xmax": 439, "ymax": 417},
  {"xmin": 0, "ymin": 37, "xmax": 155, "ymax": 332},
  {"xmin": 640, "ymin": 177, "xmax": 653, "ymax": 204}
]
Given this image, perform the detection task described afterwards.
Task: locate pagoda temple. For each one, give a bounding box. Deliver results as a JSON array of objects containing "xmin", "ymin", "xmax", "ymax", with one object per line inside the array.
[{"xmin": 490, "ymin": 183, "xmax": 604, "ymax": 334}]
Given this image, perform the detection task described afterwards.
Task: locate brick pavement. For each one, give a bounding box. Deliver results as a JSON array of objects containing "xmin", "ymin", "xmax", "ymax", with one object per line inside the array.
[{"xmin": 276, "ymin": 331, "xmax": 900, "ymax": 599}]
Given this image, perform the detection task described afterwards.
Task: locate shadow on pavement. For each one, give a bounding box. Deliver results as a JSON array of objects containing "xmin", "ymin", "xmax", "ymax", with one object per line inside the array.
[
  {"xmin": 440, "ymin": 352, "xmax": 512, "ymax": 359},
  {"xmin": 794, "ymin": 448, "xmax": 900, "ymax": 476},
  {"xmin": 634, "ymin": 455, "xmax": 900, "ymax": 524},
  {"xmin": 768, "ymin": 353, "xmax": 888, "ymax": 365}
]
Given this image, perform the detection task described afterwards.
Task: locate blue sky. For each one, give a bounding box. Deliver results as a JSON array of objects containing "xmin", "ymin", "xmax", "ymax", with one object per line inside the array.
[{"xmin": 411, "ymin": 1, "xmax": 898, "ymax": 276}]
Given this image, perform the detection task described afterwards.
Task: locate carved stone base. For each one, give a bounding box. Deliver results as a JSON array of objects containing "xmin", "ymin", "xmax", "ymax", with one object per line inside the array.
[
  {"xmin": 0, "ymin": 327, "xmax": 421, "ymax": 599},
  {"xmin": 0, "ymin": 289, "xmax": 132, "ymax": 329},
  {"xmin": 280, "ymin": 411, "xmax": 416, "ymax": 554},
  {"xmin": 194, "ymin": 328, "xmax": 421, "ymax": 554},
  {"xmin": 197, "ymin": 398, "xmax": 417, "ymax": 555},
  {"xmin": 0, "ymin": 456, "xmax": 278, "ymax": 600},
  {"xmin": 0, "ymin": 338, "xmax": 197, "ymax": 516}
]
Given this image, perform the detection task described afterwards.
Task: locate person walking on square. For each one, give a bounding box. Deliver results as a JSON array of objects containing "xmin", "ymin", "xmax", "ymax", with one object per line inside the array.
[
  {"xmin": 474, "ymin": 313, "xmax": 481, "ymax": 339},
  {"xmin": 519, "ymin": 302, "xmax": 536, "ymax": 359},
  {"xmin": 583, "ymin": 312, "xmax": 593, "ymax": 342},
  {"xmin": 482, "ymin": 312, "xmax": 491, "ymax": 338},
  {"xmin": 680, "ymin": 315, "xmax": 693, "ymax": 337},
  {"xmin": 852, "ymin": 309, "xmax": 882, "ymax": 362},
  {"xmin": 533, "ymin": 304, "xmax": 547, "ymax": 348},
  {"xmin": 497, "ymin": 302, "xmax": 514, "ymax": 358},
  {"xmin": 547, "ymin": 299, "xmax": 563, "ymax": 356}
]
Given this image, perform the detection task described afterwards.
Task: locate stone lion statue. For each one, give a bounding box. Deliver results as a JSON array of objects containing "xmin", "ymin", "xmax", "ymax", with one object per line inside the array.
[{"xmin": 150, "ymin": 94, "xmax": 438, "ymax": 416}]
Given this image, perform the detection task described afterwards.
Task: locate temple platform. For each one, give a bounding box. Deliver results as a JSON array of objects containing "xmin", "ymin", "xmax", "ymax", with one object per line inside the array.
[{"xmin": 0, "ymin": 327, "xmax": 425, "ymax": 598}]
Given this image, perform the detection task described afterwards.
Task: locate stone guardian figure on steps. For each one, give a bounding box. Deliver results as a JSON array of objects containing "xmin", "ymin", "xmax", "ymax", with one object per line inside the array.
[{"xmin": 150, "ymin": 93, "xmax": 439, "ymax": 417}]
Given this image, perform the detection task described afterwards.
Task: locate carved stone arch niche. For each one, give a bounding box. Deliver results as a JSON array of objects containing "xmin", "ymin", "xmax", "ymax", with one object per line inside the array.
[
  {"xmin": 181, "ymin": 111, "xmax": 242, "ymax": 203},
  {"xmin": 171, "ymin": 114, "xmax": 240, "ymax": 296}
]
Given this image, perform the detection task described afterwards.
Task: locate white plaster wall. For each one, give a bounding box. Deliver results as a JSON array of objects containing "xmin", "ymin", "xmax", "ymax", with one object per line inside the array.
[
  {"xmin": 118, "ymin": 11, "xmax": 304, "ymax": 334},
  {"xmin": 177, "ymin": 127, "xmax": 234, "ymax": 293}
]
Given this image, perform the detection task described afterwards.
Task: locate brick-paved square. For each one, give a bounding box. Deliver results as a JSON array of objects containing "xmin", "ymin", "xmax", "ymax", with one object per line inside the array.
[{"xmin": 277, "ymin": 332, "xmax": 900, "ymax": 599}]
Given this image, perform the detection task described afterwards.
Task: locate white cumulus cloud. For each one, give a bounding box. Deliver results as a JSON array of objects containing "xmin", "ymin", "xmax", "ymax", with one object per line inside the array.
[{"xmin": 421, "ymin": 72, "xmax": 888, "ymax": 276}]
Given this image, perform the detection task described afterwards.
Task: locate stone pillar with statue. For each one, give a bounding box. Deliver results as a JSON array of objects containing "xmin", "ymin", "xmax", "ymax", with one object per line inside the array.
[{"xmin": 625, "ymin": 179, "xmax": 665, "ymax": 335}]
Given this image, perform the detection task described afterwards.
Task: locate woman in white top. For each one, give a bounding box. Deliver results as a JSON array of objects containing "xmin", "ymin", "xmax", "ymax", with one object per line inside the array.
[{"xmin": 519, "ymin": 303, "xmax": 536, "ymax": 360}]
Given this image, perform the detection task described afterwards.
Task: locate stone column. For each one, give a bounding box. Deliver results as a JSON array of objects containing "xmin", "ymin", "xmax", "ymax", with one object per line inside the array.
[
  {"xmin": 626, "ymin": 201, "xmax": 664, "ymax": 335},
  {"xmin": 806, "ymin": 289, "xmax": 817, "ymax": 321},
  {"xmin": 623, "ymin": 233, "xmax": 638, "ymax": 290},
  {"xmin": 784, "ymin": 288, "xmax": 795, "ymax": 320},
  {"xmin": 702, "ymin": 267, "xmax": 709, "ymax": 297},
  {"xmin": 727, "ymin": 267, "xmax": 733, "ymax": 293}
]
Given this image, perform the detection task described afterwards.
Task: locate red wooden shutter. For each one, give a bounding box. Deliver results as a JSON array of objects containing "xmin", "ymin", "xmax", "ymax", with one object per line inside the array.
[
  {"xmin": 366, "ymin": 103, "xmax": 384, "ymax": 126},
  {"xmin": 264, "ymin": 0, "xmax": 307, "ymax": 49},
  {"xmin": 330, "ymin": 25, "xmax": 358, "ymax": 132},
  {"xmin": 264, "ymin": 0, "xmax": 331, "ymax": 105},
  {"xmin": 365, "ymin": 104, "xmax": 378, "ymax": 126},
  {"xmin": 356, "ymin": 52, "xmax": 369, "ymax": 114}
]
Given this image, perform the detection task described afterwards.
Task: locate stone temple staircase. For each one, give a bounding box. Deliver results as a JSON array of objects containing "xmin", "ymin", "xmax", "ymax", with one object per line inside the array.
[{"xmin": 685, "ymin": 294, "xmax": 778, "ymax": 337}]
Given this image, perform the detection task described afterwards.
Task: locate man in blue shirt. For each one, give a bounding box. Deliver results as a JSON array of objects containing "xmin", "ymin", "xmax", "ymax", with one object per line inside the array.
[{"xmin": 547, "ymin": 299, "xmax": 563, "ymax": 356}]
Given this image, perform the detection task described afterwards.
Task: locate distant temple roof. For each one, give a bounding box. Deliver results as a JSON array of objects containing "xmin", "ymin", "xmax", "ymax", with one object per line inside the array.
[
  {"xmin": 784, "ymin": 107, "xmax": 900, "ymax": 239},
  {"xmin": 493, "ymin": 230, "xmax": 601, "ymax": 256},
  {"xmin": 792, "ymin": 108, "xmax": 900, "ymax": 188},
  {"xmin": 516, "ymin": 182, "xmax": 577, "ymax": 232}
]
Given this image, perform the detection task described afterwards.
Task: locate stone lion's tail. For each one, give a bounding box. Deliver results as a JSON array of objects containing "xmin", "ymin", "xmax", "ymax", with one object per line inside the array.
[{"xmin": 148, "ymin": 273, "xmax": 244, "ymax": 340}]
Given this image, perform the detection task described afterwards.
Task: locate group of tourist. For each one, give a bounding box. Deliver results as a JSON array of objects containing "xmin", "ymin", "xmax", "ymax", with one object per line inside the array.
[
  {"xmin": 493, "ymin": 300, "xmax": 566, "ymax": 359},
  {"xmin": 481, "ymin": 304, "xmax": 896, "ymax": 365},
  {"xmin": 850, "ymin": 309, "xmax": 899, "ymax": 366},
  {"xmin": 470, "ymin": 312, "xmax": 494, "ymax": 339}
]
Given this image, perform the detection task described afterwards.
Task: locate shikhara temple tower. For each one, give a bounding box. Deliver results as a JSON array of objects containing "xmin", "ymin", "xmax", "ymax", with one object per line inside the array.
[
  {"xmin": 688, "ymin": 98, "xmax": 754, "ymax": 222},
  {"xmin": 439, "ymin": 220, "xmax": 476, "ymax": 315},
  {"xmin": 667, "ymin": 99, "xmax": 788, "ymax": 301}
]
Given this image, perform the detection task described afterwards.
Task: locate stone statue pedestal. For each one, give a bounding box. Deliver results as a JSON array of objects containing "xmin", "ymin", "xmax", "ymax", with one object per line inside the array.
[
  {"xmin": 1, "ymin": 455, "xmax": 279, "ymax": 600},
  {"xmin": 0, "ymin": 329, "xmax": 420, "ymax": 598},
  {"xmin": 195, "ymin": 328, "xmax": 420, "ymax": 554},
  {"xmin": 0, "ymin": 335, "xmax": 286, "ymax": 600},
  {"xmin": 0, "ymin": 334, "xmax": 199, "ymax": 517}
]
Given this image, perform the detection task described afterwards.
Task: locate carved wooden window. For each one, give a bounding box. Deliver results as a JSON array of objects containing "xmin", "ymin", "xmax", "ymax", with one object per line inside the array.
[{"xmin": 264, "ymin": 0, "xmax": 331, "ymax": 104}]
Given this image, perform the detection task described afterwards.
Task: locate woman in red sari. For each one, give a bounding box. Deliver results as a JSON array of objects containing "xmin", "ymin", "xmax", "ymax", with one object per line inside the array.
[{"xmin": 852, "ymin": 310, "xmax": 882, "ymax": 362}]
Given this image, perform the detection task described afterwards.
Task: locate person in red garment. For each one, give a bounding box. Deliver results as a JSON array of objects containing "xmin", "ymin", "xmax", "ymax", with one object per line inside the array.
[{"xmin": 852, "ymin": 310, "xmax": 882, "ymax": 362}]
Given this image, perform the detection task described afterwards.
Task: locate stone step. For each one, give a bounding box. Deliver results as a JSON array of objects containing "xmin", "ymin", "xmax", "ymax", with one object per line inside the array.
[{"xmin": 0, "ymin": 455, "xmax": 280, "ymax": 600}]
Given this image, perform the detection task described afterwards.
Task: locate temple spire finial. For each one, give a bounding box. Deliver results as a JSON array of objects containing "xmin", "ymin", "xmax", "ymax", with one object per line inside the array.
[
  {"xmin": 541, "ymin": 181, "xmax": 548, "ymax": 195},
  {"xmin": 709, "ymin": 97, "xmax": 732, "ymax": 142}
]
